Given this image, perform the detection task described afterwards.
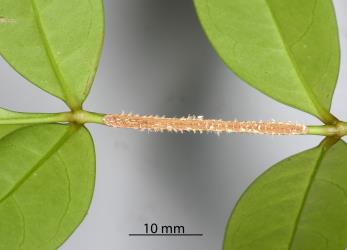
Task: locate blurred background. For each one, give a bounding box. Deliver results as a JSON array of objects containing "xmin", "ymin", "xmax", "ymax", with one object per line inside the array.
[{"xmin": 0, "ymin": 0, "xmax": 346, "ymax": 249}]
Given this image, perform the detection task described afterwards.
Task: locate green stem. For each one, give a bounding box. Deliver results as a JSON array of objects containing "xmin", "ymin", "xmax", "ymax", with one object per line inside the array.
[
  {"xmin": 0, "ymin": 112, "xmax": 70, "ymax": 125},
  {"xmin": 308, "ymin": 121, "xmax": 347, "ymax": 137},
  {"xmin": 71, "ymin": 110, "xmax": 105, "ymax": 124},
  {"xmin": 0, "ymin": 110, "xmax": 104, "ymax": 125},
  {"xmin": 307, "ymin": 125, "xmax": 337, "ymax": 137}
]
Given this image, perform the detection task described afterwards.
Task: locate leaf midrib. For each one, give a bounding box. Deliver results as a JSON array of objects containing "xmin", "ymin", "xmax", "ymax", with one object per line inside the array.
[
  {"xmin": 263, "ymin": 0, "xmax": 332, "ymax": 122},
  {"xmin": 30, "ymin": 0, "xmax": 78, "ymax": 109},
  {"xmin": 0, "ymin": 125, "xmax": 79, "ymax": 204},
  {"xmin": 287, "ymin": 145, "xmax": 326, "ymax": 249}
]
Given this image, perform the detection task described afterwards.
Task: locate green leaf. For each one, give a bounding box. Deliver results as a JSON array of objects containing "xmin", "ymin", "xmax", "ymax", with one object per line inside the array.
[
  {"xmin": 0, "ymin": 0, "xmax": 104, "ymax": 109},
  {"xmin": 0, "ymin": 124, "xmax": 95, "ymax": 250},
  {"xmin": 194, "ymin": 0, "xmax": 339, "ymax": 123},
  {"xmin": 224, "ymin": 139, "xmax": 347, "ymax": 249},
  {"xmin": 0, "ymin": 124, "xmax": 28, "ymax": 139}
]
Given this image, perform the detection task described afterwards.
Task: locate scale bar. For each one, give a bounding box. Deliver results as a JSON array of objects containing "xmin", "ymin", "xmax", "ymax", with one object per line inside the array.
[{"xmin": 129, "ymin": 234, "xmax": 203, "ymax": 236}]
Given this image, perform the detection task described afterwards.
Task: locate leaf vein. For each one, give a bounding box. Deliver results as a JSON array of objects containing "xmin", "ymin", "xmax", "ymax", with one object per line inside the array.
[
  {"xmin": 12, "ymin": 196, "xmax": 26, "ymax": 250},
  {"xmin": 287, "ymin": 146, "xmax": 326, "ymax": 249},
  {"xmin": 0, "ymin": 126, "xmax": 79, "ymax": 204},
  {"xmin": 264, "ymin": 0, "xmax": 333, "ymax": 123},
  {"xmin": 30, "ymin": 0, "xmax": 77, "ymax": 109},
  {"xmin": 289, "ymin": 0, "xmax": 318, "ymax": 48},
  {"xmin": 318, "ymin": 178, "xmax": 347, "ymax": 201},
  {"xmin": 47, "ymin": 152, "xmax": 72, "ymax": 243}
]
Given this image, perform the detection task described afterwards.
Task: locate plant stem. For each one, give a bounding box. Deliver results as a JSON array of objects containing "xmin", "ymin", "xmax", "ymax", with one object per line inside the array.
[
  {"xmin": 307, "ymin": 121, "xmax": 347, "ymax": 137},
  {"xmin": 103, "ymin": 113, "xmax": 308, "ymax": 135},
  {"xmin": 307, "ymin": 125, "xmax": 337, "ymax": 136},
  {"xmin": 0, "ymin": 110, "xmax": 104, "ymax": 125},
  {"xmin": 0, "ymin": 112, "xmax": 70, "ymax": 125},
  {"xmin": 2, "ymin": 110, "xmax": 347, "ymax": 137}
]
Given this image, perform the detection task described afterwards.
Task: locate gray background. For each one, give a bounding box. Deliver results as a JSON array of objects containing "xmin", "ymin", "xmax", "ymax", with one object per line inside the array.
[{"xmin": 0, "ymin": 1, "xmax": 346, "ymax": 249}]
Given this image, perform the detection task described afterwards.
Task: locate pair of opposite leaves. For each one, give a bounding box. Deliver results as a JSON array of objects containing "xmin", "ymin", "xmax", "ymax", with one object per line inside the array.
[
  {"xmin": 195, "ymin": 0, "xmax": 347, "ymax": 249},
  {"xmin": 0, "ymin": 0, "xmax": 344, "ymax": 249}
]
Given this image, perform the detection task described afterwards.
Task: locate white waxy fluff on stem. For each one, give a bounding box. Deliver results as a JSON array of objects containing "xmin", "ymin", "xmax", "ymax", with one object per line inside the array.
[{"xmin": 103, "ymin": 113, "xmax": 308, "ymax": 135}]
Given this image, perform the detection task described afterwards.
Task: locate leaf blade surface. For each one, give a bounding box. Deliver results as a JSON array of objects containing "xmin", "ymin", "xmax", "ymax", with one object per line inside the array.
[
  {"xmin": 224, "ymin": 140, "xmax": 347, "ymax": 249},
  {"xmin": 0, "ymin": 0, "xmax": 104, "ymax": 108},
  {"xmin": 0, "ymin": 124, "xmax": 95, "ymax": 249},
  {"xmin": 194, "ymin": 0, "xmax": 340, "ymax": 122}
]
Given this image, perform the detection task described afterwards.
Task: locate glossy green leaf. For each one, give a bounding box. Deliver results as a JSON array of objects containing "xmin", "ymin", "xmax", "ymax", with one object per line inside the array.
[
  {"xmin": 0, "ymin": 0, "xmax": 104, "ymax": 109},
  {"xmin": 0, "ymin": 107, "xmax": 33, "ymax": 117},
  {"xmin": 0, "ymin": 124, "xmax": 28, "ymax": 139},
  {"xmin": 194, "ymin": 0, "xmax": 340, "ymax": 123},
  {"xmin": 224, "ymin": 139, "xmax": 347, "ymax": 249},
  {"xmin": 0, "ymin": 124, "xmax": 95, "ymax": 250}
]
